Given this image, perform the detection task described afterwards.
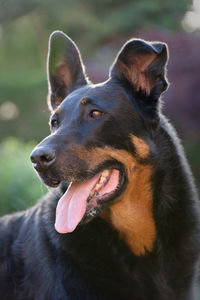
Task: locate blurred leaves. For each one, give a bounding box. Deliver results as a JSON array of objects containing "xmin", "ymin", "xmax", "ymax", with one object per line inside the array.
[
  {"xmin": 0, "ymin": 0, "xmax": 192, "ymax": 141},
  {"xmin": 0, "ymin": 0, "xmax": 191, "ymax": 39},
  {"xmin": 0, "ymin": 80, "xmax": 49, "ymax": 141},
  {"xmin": 0, "ymin": 0, "xmax": 37, "ymax": 24},
  {"xmin": 0, "ymin": 138, "xmax": 47, "ymax": 215}
]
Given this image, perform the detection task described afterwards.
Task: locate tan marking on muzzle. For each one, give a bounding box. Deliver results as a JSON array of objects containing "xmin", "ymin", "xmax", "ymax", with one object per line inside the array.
[
  {"xmin": 73, "ymin": 146, "xmax": 136, "ymax": 178},
  {"xmin": 73, "ymin": 144, "xmax": 155, "ymax": 256}
]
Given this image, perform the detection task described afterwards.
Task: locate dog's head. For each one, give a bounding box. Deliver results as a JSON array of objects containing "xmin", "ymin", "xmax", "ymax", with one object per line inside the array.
[{"xmin": 31, "ymin": 31, "xmax": 168, "ymax": 236}]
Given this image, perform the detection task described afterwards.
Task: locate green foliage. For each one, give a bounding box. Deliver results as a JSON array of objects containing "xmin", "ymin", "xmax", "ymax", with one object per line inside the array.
[
  {"xmin": 0, "ymin": 138, "xmax": 47, "ymax": 216},
  {"xmin": 0, "ymin": 80, "xmax": 49, "ymax": 141},
  {"xmin": 0, "ymin": 0, "xmax": 191, "ymax": 35},
  {"xmin": 0, "ymin": 0, "xmax": 191, "ymax": 141}
]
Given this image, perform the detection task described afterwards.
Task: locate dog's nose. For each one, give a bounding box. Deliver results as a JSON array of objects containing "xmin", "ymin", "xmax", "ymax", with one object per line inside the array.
[{"xmin": 30, "ymin": 147, "xmax": 56, "ymax": 170}]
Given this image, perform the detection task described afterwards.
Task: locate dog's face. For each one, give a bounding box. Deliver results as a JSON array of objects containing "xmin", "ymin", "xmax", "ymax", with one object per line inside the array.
[{"xmin": 31, "ymin": 31, "xmax": 168, "ymax": 236}]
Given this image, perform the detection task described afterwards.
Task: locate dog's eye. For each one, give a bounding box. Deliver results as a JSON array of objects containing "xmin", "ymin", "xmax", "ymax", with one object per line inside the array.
[
  {"xmin": 89, "ymin": 110, "xmax": 104, "ymax": 119},
  {"xmin": 51, "ymin": 119, "xmax": 58, "ymax": 128}
]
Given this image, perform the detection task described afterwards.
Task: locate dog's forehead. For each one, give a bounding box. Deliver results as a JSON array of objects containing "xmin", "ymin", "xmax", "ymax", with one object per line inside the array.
[{"xmin": 61, "ymin": 81, "xmax": 130, "ymax": 111}]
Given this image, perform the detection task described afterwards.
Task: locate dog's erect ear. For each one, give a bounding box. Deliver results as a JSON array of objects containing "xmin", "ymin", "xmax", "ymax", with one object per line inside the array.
[
  {"xmin": 47, "ymin": 31, "xmax": 88, "ymax": 111},
  {"xmin": 110, "ymin": 39, "xmax": 168, "ymax": 113}
]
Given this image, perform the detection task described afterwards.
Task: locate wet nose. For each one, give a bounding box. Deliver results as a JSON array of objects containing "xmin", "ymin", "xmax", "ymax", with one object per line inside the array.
[{"xmin": 30, "ymin": 147, "xmax": 56, "ymax": 170}]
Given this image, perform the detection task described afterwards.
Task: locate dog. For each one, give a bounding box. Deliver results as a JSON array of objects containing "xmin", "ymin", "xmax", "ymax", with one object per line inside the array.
[{"xmin": 0, "ymin": 31, "xmax": 200, "ymax": 300}]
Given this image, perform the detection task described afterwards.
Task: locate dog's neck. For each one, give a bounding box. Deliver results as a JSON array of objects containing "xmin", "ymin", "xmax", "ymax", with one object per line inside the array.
[{"xmin": 101, "ymin": 161, "xmax": 156, "ymax": 256}]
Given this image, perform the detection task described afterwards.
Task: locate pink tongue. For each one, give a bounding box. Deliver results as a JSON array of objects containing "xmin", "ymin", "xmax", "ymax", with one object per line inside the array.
[{"xmin": 55, "ymin": 173, "xmax": 101, "ymax": 234}]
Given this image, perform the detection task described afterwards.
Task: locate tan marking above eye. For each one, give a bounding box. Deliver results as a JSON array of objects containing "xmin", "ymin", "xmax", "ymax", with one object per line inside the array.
[
  {"xmin": 55, "ymin": 105, "xmax": 61, "ymax": 115},
  {"xmin": 80, "ymin": 97, "xmax": 88, "ymax": 105}
]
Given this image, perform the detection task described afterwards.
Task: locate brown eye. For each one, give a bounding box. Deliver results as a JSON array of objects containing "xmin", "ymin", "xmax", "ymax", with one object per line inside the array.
[
  {"xmin": 51, "ymin": 119, "xmax": 58, "ymax": 128},
  {"xmin": 89, "ymin": 110, "xmax": 104, "ymax": 119}
]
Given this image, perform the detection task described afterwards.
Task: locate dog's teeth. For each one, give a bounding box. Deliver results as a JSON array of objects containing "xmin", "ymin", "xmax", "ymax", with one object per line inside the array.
[
  {"xmin": 101, "ymin": 170, "xmax": 109, "ymax": 177},
  {"xmin": 95, "ymin": 184, "xmax": 101, "ymax": 190},
  {"xmin": 89, "ymin": 191, "xmax": 95, "ymax": 197},
  {"xmin": 89, "ymin": 170, "xmax": 110, "ymax": 199},
  {"xmin": 99, "ymin": 176, "xmax": 106, "ymax": 184}
]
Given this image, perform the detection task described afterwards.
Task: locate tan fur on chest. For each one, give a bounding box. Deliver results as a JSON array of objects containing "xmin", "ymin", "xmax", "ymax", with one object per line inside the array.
[{"xmin": 109, "ymin": 165, "xmax": 156, "ymax": 256}]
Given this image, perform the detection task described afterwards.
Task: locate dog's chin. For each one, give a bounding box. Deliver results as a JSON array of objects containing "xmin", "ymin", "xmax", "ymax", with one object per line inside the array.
[{"xmin": 36, "ymin": 174, "xmax": 60, "ymax": 188}]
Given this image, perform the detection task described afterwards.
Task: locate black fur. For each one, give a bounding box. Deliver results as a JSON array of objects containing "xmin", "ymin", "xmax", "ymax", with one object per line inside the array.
[{"xmin": 0, "ymin": 31, "xmax": 199, "ymax": 300}]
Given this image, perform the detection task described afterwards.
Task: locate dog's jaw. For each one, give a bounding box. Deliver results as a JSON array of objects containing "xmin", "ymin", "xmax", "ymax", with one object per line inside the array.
[{"xmin": 55, "ymin": 169, "xmax": 121, "ymax": 233}]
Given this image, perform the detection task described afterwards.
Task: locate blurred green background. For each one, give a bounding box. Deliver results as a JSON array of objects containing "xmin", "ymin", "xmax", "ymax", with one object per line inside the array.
[{"xmin": 0, "ymin": 0, "xmax": 200, "ymax": 217}]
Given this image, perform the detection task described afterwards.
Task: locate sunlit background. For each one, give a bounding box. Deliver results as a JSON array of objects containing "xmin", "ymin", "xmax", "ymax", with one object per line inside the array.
[{"xmin": 0, "ymin": 0, "xmax": 199, "ymax": 219}]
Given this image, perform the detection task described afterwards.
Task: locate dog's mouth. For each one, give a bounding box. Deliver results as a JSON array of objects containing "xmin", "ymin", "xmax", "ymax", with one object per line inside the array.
[{"xmin": 55, "ymin": 168, "xmax": 126, "ymax": 234}]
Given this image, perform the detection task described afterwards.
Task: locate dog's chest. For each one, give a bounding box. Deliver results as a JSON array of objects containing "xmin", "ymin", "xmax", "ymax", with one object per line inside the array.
[{"xmin": 54, "ymin": 220, "xmax": 161, "ymax": 300}]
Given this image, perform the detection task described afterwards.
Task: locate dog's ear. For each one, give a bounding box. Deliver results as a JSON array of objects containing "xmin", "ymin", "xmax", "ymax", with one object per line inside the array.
[
  {"xmin": 47, "ymin": 31, "xmax": 88, "ymax": 111},
  {"xmin": 110, "ymin": 39, "xmax": 168, "ymax": 117}
]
